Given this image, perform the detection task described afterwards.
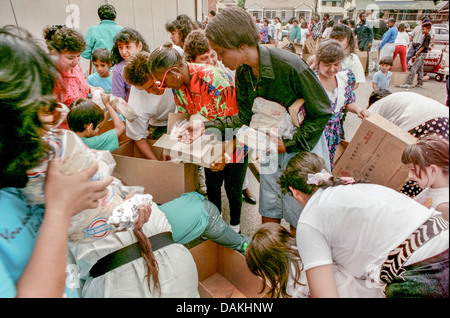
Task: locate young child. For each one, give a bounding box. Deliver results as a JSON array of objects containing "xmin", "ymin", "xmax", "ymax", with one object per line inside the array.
[
  {"xmin": 393, "ymin": 23, "xmax": 410, "ymax": 72},
  {"xmin": 245, "ymin": 222, "xmax": 386, "ymax": 298},
  {"xmin": 314, "ymin": 40, "xmax": 370, "ymax": 167},
  {"xmin": 87, "ymin": 48, "xmax": 113, "ymax": 94},
  {"xmin": 67, "ymin": 94, "xmax": 125, "ymax": 152},
  {"xmin": 402, "ymin": 135, "xmax": 449, "ymax": 221},
  {"xmin": 372, "ymin": 56, "xmax": 393, "ymax": 91},
  {"xmin": 300, "ymin": 21, "xmax": 308, "ymax": 47},
  {"xmin": 43, "ymin": 25, "xmax": 91, "ymax": 129},
  {"xmin": 111, "ymin": 28, "xmax": 149, "ymax": 102},
  {"xmin": 401, "ymin": 22, "xmax": 432, "ymax": 88}
]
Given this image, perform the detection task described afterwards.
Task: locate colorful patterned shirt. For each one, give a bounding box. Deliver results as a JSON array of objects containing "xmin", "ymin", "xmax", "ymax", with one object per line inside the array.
[{"xmin": 172, "ymin": 63, "xmax": 238, "ymax": 121}]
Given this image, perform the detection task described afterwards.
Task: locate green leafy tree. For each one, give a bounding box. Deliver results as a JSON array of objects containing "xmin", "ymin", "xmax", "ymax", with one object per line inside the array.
[{"xmin": 237, "ymin": 0, "xmax": 246, "ymax": 9}]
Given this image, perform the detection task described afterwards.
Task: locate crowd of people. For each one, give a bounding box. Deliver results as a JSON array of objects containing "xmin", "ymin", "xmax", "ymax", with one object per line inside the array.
[{"xmin": 0, "ymin": 4, "xmax": 448, "ymax": 299}]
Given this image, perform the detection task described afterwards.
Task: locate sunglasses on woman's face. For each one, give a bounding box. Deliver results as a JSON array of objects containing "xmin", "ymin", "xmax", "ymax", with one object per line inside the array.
[{"xmin": 154, "ymin": 67, "xmax": 174, "ymax": 90}]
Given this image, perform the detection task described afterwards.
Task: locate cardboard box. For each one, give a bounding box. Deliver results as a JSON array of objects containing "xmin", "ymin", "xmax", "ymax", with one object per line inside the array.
[
  {"xmin": 333, "ymin": 113, "xmax": 417, "ymax": 191},
  {"xmin": 333, "ymin": 139, "xmax": 349, "ymax": 166},
  {"xmin": 111, "ymin": 139, "xmax": 197, "ymax": 204},
  {"xmin": 153, "ymin": 113, "xmax": 234, "ymax": 168},
  {"xmin": 391, "ymin": 56, "xmax": 403, "ymax": 72},
  {"xmin": 288, "ymin": 98, "xmax": 306, "ymax": 127},
  {"xmin": 356, "ymin": 51, "xmax": 368, "ymax": 70},
  {"xmin": 292, "ymin": 43, "xmax": 303, "ymax": 56},
  {"xmin": 189, "ymin": 240, "xmax": 269, "ymax": 298},
  {"xmin": 391, "ymin": 71, "xmax": 418, "ymax": 87}
]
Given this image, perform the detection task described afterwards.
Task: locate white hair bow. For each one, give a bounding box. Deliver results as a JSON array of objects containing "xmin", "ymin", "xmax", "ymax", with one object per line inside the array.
[{"xmin": 306, "ymin": 169, "xmax": 333, "ymax": 185}]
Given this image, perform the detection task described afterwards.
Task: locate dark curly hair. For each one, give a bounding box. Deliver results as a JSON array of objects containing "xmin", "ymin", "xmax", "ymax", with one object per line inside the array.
[
  {"xmin": 183, "ymin": 29, "xmax": 211, "ymax": 62},
  {"xmin": 330, "ymin": 23, "xmax": 356, "ymax": 55},
  {"xmin": 43, "ymin": 25, "xmax": 86, "ymax": 53},
  {"xmin": 98, "ymin": 4, "xmax": 117, "ymax": 21},
  {"xmin": 111, "ymin": 27, "xmax": 149, "ymax": 65},
  {"xmin": 1, "ymin": 25, "xmax": 59, "ymax": 188},
  {"xmin": 165, "ymin": 14, "xmax": 200, "ymax": 47},
  {"xmin": 123, "ymin": 51, "xmax": 151, "ymax": 86}
]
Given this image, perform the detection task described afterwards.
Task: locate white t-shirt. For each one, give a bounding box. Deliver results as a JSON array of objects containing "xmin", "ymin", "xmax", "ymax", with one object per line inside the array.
[
  {"xmin": 300, "ymin": 28, "xmax": 308, "ymax": 45},
  {"xmin": 368, "ymin": 92, "xmax": 449, "ymax": 131},
  {"xmin": 342, "ymin": 53, "xmax": 366, "ymax": 84},
  {"xmin": 286, "ymin": 262, "xmax": 385, "ymax": 298},
  {"xmin": 69, "ymin": 202, "xmax": 199, "ymax": 298},
  {"xmin": 276, "ymin": 22, "xmax": 282, "ymax": 41},
  {"xmin": 296, "ymin": 184, "xmax": 449, "ymax": 287},
  {"xmin": 126, "ymin": 87, "xmax": 176, "ymax": 140},
  {"xmin": 395, "ymin": 31, "xmax": 410, "ymax": 46},
  {"xmin": 414, "ymin": 187, "xmax": 449, "ymax": 210}
]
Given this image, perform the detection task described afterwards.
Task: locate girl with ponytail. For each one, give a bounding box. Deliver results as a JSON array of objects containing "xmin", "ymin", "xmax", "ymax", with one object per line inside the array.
[{"xmin": 278, "ymin": 151, "xmax": 449, "ymax": 298}]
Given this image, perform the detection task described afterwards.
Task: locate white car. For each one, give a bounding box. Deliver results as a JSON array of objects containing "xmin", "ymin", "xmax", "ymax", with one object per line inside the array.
[{"xmin": 434, "ymin": 26, "xmax": 449, "ymax": 44}]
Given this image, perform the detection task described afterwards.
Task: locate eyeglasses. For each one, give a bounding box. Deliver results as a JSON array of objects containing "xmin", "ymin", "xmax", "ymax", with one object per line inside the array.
[{"xmin": 155, "ymin": 67, "xmax": 174, "ymax": 90}]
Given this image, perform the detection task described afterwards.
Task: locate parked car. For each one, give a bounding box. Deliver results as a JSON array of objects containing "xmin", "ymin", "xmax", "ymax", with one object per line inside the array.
[
  {"xmin": 433, "ymin": 23, "xmax": 449, "ymax": 30},
  {"xmin": 434, "ymin": 26, "xmax": 449, "ymax": 44}
]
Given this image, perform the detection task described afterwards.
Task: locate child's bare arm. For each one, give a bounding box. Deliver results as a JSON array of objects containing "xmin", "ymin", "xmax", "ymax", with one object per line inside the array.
[
  {"xmin": 101, "ymin": 93, "xmax": 125, "ymax": 137},
  {"xmin": 346, "ymin": 102, "xmax": 370, "ymax": 119}
]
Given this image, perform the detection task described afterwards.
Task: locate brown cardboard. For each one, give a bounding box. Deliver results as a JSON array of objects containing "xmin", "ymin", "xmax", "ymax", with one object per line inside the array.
[
  {"xmin": 391, "ymin": 56, "xmax": 403, "ymax": 72},
  {"xmin": 293, "ymin": 43, "xmax": 303, "ymax": 55},
  {"xmin": 111, "ymin": 139, "xmax": 197, "ymax": 204},
  {"xmin": 391, "ymin": 71, "xmax": 418, "ymax": 86},
  {"xmin": 154, "ymin": 113, "xmax": 234, "ymax": 168},
  {"xmin": 333, "ymin": 139, "xmax": 349, "ymax": 166},
  {"xmin": 189, "ymin": 240, "xmax": 269, "ymax": 298},
  {"xmin": 288, "ymin": 98, "xmax": 305, "ymax": 127},
  {"xmin": 356, "ymin": 51, "xmax": 368, "ymax": 71},
  {"xmin": 333, "ymin": 113, "xmax": 417, "ymax": 191}
]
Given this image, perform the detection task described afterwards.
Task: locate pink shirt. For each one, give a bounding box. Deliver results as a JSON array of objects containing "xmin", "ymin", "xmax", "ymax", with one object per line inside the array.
[
  {"xmin": 54, "ymin": 64, "xmax": 90, "ymax": 129},
  {"xmin": 54, "ymin": 64, "xmax": 89, "ymax": 108}
]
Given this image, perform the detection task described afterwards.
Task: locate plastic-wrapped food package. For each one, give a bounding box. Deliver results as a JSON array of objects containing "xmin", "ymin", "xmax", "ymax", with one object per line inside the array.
[
  {"xmin": 91, "ymin": 88, "xmax": 107, "ymax": 111},
  {"xmin": 249, "ymin": 97, "xmax": 296, "ymax": 140},
  {"xmin": 21, "ymin": 129, "xmax": 149, "ymax": 243},
  {"xmin": 110, "ymin": 96, "xmax": 136, "ymax": 122}
]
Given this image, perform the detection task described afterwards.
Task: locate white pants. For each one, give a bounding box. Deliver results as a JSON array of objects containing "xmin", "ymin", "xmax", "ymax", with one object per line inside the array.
[{"xmin": 379, "ymin": 42, "xmax": 396, "ymax": 61}]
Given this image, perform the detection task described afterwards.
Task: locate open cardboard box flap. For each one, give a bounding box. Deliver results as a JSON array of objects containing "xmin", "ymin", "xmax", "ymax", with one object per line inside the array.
[
  {"xmin": 153, "ymin": 113, "xmax": 235, "ymax": 168},
  {"xmin": 112, "ymin": 139, "xmax": 197, "ymax": 204},
  {"xmin": 190, "ymin": 240, "xmax": 269, "ymax": 298}
]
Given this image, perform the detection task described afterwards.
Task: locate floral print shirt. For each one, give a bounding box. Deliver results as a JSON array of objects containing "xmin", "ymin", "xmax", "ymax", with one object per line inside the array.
[{"xmin": 173, "ymin": 63, "xmax": 238, "ymax": 121}]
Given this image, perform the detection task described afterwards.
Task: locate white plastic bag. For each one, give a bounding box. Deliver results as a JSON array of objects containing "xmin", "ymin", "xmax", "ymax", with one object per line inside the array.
[
  {"xmin": 22, "ymin": 129, "xmax": 149, "ymax": 243},
  {"xmin": 249, "ymin": 97, "xmax": 296, "ymax": 139}
]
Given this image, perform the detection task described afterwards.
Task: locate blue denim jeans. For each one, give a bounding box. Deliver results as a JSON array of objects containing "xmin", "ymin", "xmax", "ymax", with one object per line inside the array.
[
  {"xmin": 201, "ymin": 200, "xmax": 250, "ymax": 254},
  {"xmin": 259, "ymin": 132, "xmax": 331, "ymax": 228},
  {"xmin": 384, "ymin": 249, "xmax": 449, "ymax": 298}
]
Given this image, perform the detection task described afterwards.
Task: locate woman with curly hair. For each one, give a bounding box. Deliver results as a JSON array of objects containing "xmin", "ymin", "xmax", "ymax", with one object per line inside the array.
[
  {"xmin": 165, "ymin": 14, "xmax": 200, "ymax": 52},
  {"xmin": 43, "ymin": 25, "xmax": 94, "ymax": 129}
]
